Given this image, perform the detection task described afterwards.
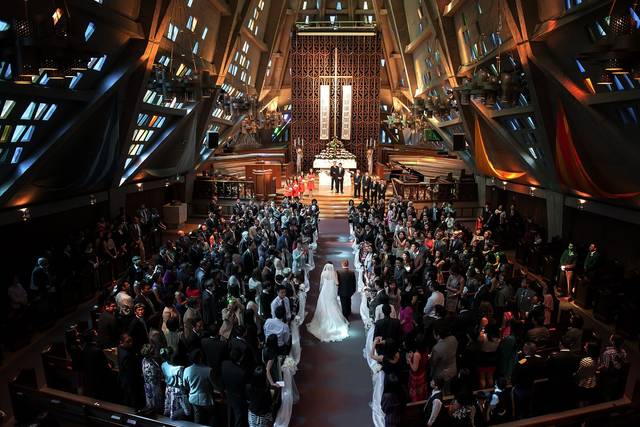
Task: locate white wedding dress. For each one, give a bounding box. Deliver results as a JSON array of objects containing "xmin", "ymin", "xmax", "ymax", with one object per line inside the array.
[{"xmin": 306, "ymin": 263, "xmax": 349, "ymax": 342}]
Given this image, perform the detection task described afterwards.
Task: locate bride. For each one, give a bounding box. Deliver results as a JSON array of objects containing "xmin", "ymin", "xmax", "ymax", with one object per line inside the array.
[{"xmin": 306, "ymin": 262, "xmax": 349, "ymax": 342}]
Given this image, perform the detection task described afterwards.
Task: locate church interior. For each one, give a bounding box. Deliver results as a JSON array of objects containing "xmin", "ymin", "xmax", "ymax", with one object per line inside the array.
[{"xmin": 1, "ymin": 0, "xmax": 640, "ymax": 426}]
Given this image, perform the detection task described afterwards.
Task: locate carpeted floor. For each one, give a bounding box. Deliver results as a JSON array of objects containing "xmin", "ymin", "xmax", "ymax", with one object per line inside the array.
[{"xmin": 291, "ymin": 219, "xmax": 372, "ymax": 426}]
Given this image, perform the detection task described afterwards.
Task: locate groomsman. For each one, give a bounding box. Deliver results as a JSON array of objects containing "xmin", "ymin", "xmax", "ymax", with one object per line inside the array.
[
  {"xmin": 336, "ymin": 163, "xmax": 345, "ymax": 194},
  {"xmin": 330, "ymin": 161, "xmax": 338, "ymax": 192},
  {"xmin": 362, "ymin": 172, "xmax": 372, "ymax": 201},
  {"xmin": 376, "ymin": 179, "xmax": 386, "ymax": 202},
  {"xmin": 353, "ymin": 170, "xmax": 362, "ymax": 198},
  {"xmin": 371, "ymin": 178, "xmax": 378, "ymax": 205}
]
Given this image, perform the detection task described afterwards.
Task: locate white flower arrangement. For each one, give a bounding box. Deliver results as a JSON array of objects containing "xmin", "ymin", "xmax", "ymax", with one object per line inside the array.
[{"xmin": 282, "ymin": 356, "xmax": 298, "ymax": 370}]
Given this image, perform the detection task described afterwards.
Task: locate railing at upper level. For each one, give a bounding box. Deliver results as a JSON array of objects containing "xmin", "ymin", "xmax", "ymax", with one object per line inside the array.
[
  {"xmin": 391, "ymin": 178, "xmax": 478, "ymax": 202},
  {"xmin": 193, "ymin": 177, "xmax": 255, "ymax": 200}
]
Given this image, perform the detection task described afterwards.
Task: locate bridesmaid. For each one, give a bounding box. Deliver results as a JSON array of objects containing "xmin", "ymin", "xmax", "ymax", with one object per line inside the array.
[
  {"xmin": 283, "ymin": 178, "xmax": 292, "ymax": 198},
  {"xmin": 299, "ymin": 174, "xmax": 306, "ymax": 199},
  {"xmin": 306, "ymin": 168, "xmax": 316, "ymax": 198},
  {"xmin": 292, "ymin": 178, "xmax": 300, "ymax": 199}
]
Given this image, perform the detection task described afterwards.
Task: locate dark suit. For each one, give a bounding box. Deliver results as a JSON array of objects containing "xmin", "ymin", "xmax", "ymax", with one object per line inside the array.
[
  {"xmin": 547, "ymin": 349, "xmax": 580, "ymax": 410},
  {"xmin": 377, "ymin": 180, "xmax": 386, "ymax": 201},
  {"xmin": 362, "ymin": 176, "xmax": 372, "ymax": 201},
  {"xmin": 221, "ymin": 360, "xmax": 248, "ymax": 427},
  {"xmin": 128, "ymin": 316, "xmax": 149, "ymax": 353},
  {"xmin": 337, "ymin": 269, "xmax": 357, "ymax": 319},
  {"xmin": 201, "ymin": 337, "xmax": 228, "ymax": 373},
  {"xmin": 329, "ymin": 165, "xmax": 339, "ymax": 191},
  {"xmin": 374, "ymin": 316, "xmax": 403, "ymax": 343},
  {"xmin": 97, "ymin": 311, "xmax": 119, "ymax": 349},
  {"xmin": 353, "ymin": 172, "xmax": 362, "ymax": 198},
  {"xmin": 336, "ymin": 166, "xmax": 345, "ymax": 193}
]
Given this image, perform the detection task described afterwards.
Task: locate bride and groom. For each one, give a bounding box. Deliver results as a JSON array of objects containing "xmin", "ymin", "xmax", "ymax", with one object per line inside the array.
[{"xmin": 306, "ymin": 260, "xmax": 357, "ymax": 342}]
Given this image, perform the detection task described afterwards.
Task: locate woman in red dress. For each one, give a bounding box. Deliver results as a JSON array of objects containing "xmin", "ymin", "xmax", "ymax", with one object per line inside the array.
[
  {"xmin": 407, "ymin": 335, "xmax": 429, "ymax": 402},
  {"xmin": 306, "ymin": 168, "xmax": 316, "ymax": 198},
  {"xmin": 292, "ymin": 178, "xmax": 300, "ymax": 198},
  {"xmin": 298, "ymin": 174, "xmax": 306, "ymax": 199},
  {"xmin": 283, "ymin": 179, "xmax": 292, "ymax": 198}
]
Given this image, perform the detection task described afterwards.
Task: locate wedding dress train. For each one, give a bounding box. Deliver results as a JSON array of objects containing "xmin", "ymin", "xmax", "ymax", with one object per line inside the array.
[{"xmin": 306, "ymin": 263, "xmax": 349, "ymax": 342}]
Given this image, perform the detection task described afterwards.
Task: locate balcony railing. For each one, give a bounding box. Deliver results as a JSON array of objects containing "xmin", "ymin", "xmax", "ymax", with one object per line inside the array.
[
  {"xmin": 391, "ymin": 178, "xmax": 478, "ymax": 202},
  {"xmin": 193, "ymin": 178, "xmax": 255, "ymax": 200}
]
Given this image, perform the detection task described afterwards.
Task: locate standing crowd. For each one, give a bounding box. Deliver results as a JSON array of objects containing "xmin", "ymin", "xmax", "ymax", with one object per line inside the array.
[
  {"xmin": 351, "ymin": 195, "xmax": 629, "ymax": 426},
  {"xmin": 64, "ymin": 196, "xmax": 318, "ymax": 427}
]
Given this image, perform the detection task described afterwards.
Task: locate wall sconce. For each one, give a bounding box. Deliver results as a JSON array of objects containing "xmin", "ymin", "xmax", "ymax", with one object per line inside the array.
[
  {"xmin": 19, "ymin": 207, "xmax": 31, "ymax": 221},
  {"xmin": 165, "ymin": 179, "xmax": 170, "ymax": 187},
  {"xmin": 136, "ymin": 183, "xmax": 143, "ymax": 192},
  {"xmin": 529, "ymin": 186, "xmax": 535, "ymax": 196},
  {"xmin": 489, "ymin": 177, "xmax": 495, "ymax": 186},
  {"xmin": 175, "ymin": 174, "xmax": 183, "ymax": 183},
  {"xmin": 502, "ymin": 181, "xmax": 508, "ymax": 190},
  {"xmin": 577, "ymin": 199, "xmax": 586, "ymax": 210},
  {"xmin": 89, "ymin": 194, "xmax": 97, "ymax": 205}
]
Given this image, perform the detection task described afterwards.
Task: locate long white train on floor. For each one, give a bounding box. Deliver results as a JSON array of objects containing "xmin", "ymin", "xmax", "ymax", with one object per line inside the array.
[
  {"xmin": 274, "ymin": 242, "xmax": 316, "ymax": 427},
  {"xmin": 353, "ymin": 242, "xmax": 386, "ymax": 427}
]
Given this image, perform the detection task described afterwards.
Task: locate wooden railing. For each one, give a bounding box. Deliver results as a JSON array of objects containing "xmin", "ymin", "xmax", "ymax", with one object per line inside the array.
[
  {"xmin": 193, "ymin": 178, "xmax": 255, "ymax": 200},
  {"xmin": 391, "ymin": 178, "xmax": 478, "ymax": 202}
]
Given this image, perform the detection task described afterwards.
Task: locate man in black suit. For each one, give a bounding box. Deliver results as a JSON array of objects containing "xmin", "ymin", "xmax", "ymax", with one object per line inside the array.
[
  {"xmin": 353, "ymin": 170, "xmax": 362, "ymax": 198},
  {"xmin": 511, "ymin": 342, "xmax": 546, "ymax": 419},
  {"xmin": 201, "ymin": 333, "xmax": 229, "ymax": 388},
  {"xmin": 374, "ymin": 304, "xmax": 402, "ymax": 344},
  {"xmin": 336, "ymin": 162, "xmax": 345, "ymax": 194},
  {"xmin": 97, "ymin": 299, "xmax": 119, "ymax": 349},
  {"xmin": 547, "ymin": 335, "xmax": 580, "ymax": 411},
  {"xmin": 376, "ymin": 179, "xmax": 386, "ymax": 202},
  {"xmin": 337, "ymin": 259, "xmax": 357, "ymax": 319},
  {"xmin": 221, "ymin": 348, "xmax": 249, "ymax": 427},
  {"xmin": 362, "ymin": 171, "xmax": 372, "ymax": 201},
  {"xmin": 329, "ymin": 161, "xmax": 338, "ymax": 192},
  {"xmin": 370, "ymin": 178, "xmax": 378, "ymax": 204}
]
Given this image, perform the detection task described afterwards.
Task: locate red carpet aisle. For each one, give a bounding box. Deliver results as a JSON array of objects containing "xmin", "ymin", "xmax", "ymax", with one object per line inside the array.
[{"xmin": 291, "ymin": 219, "xmax": 372, "ymax": 426}]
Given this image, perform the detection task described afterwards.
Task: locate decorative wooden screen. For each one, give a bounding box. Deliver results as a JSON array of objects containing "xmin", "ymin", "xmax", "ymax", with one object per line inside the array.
[{"xmin": 290, "ymin": 32, "xmax": 381, "ymax": 171}]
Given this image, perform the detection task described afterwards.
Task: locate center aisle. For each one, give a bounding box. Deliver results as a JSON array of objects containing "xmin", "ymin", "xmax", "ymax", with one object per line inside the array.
[{"xmin": 291, "ymin": 218, "xmax": 372, "ymax": 427}]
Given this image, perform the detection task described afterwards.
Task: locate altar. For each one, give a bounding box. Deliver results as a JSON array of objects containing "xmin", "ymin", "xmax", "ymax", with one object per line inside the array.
[{"xmin": 312, "ymin": 158, "xmax": 357, "ymax": 170}]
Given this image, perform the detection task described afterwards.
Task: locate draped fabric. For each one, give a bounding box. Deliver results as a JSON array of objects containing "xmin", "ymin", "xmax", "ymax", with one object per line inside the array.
[
  {"xmin": 473, "ymin": 117, "xmax": 526, "ymax": 181},
  {"xmin": 355, "ymin": 242, "xmax": 385, "ymax": 427},
  {"xmin": 364, "ymin": 313, "xmax": 385, "ymax": 427},
  {"xmin": 555, "ymin": 101, "xmax": 640, "ymax": 199},
  {"xmin": 274, "ymin": 244, "xmax": 315, "ymax": 426}
]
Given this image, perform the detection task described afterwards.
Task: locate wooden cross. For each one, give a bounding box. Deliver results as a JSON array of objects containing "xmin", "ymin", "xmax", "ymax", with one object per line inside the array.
[{"xmin": 320, "ymin": 47, "xmax": 352, "ymax": 138}]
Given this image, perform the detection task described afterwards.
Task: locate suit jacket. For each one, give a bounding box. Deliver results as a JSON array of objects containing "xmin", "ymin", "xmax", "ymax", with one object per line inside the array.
[
  {"xmin": 330, "ymin": 165, "xmax": 339, "ymax": 178},
  {"xmin": 337, "ymin": 269, "xmax": 357, "ymax": 298},
  {"xmin": 430, "ymin": 336, "xmax": 458, "ymax": 381},
  {"xmin": 354, "ymin": 173, "xmax": 363, "ymax": 186},
  {"xmin": 337, "ymin": 167, "xmax": 345, "ymax": 178},
  {"xmin": 363, "ymin": 176, "xmax": 372, "ymax": 189},
  {"xmin": 547, "ymin": 349, "xmax": 579, "ymax": 384},
  {"xmin": 512, "ymin": 354, "xmax": 546, "ymax": 389},
  {"xmin": 97, "ymin": 311, "xmax": 119, "ymax": 348},
  {"xmin": 220, "ymin": 360, "xmax": 248, "ymax": 400},
  {"xmin": 201, "ymin": 337, "xmax": 228, "ymax": 373},
  {"xmin": 201, "ymin": 289, "xmax": 218, "ymax": 326},
  {"xmin": 374, "ymin": 317, "xmax": 403, "ymax": 343}
]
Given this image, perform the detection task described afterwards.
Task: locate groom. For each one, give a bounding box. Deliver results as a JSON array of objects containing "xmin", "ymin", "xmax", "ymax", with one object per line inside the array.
[{"xmin": 337, "ymin": 259, "xmax": 356, "ymax": 319}]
